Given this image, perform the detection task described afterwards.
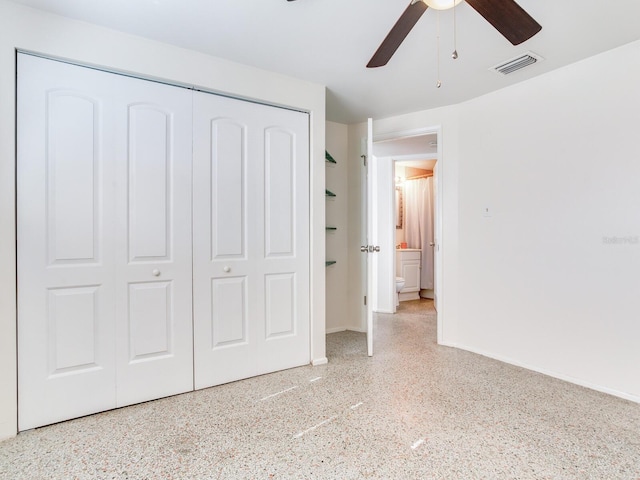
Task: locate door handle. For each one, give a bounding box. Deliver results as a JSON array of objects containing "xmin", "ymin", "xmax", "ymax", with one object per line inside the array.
[
  {"xmin": 429, "ymin": 242, "xmax": 435, "ymax": 247},
  {"xmin": 360, "ymin": 245, "xmax": 368, "ymax": 253}
]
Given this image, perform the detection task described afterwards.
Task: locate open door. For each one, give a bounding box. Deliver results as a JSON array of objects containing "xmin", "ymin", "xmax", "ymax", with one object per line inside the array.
[
  {"xmin": 433, "ymin": 161, "xmax": 440, "ymax": 312},
  {"xmin": 365, "ymin": 118, "xmax": 374, "ymax": 356}
]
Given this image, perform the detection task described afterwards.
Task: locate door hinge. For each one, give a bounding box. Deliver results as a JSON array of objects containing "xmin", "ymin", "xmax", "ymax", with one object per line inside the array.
[
  {"xmin": 364, "ymin": 295, "xmax": 367, "ymax": 306},
  {"xmin": 361, "ymin": 154, "xmax": 367, "ymax": 167}
]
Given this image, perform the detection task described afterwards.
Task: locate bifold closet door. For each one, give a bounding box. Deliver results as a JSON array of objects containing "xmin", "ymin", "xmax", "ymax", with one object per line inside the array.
[
  {"xmin": 17, "ymin": 54, "xmax": 194, "ymax": 430},
  {"xmin": 192, "ymin": 91, "xmax": 310, "ymax": 389}
]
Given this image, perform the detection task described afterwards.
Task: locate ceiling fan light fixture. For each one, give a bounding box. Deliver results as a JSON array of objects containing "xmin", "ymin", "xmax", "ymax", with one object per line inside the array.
[{"xmin": 423, "ymin": 0, "xmax": 462, "ymax": 10}]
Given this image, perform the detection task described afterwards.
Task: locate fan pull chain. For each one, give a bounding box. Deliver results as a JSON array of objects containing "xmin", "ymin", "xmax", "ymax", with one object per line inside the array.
[
  {"xmin": 436, "ymin": 11, "xmax": 442, "ymax": 88},
  {"xmin": 452, "ymin": 0, "xmax": 459, "ymax": 59}
]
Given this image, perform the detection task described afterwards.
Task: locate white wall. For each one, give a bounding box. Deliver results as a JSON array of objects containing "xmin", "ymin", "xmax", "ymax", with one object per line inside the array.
[
  {"xmin": 325, "ymin": 122, "xmax": 349, "ymax": 333},
  {"xmin": 350, "ymin": 39, "xmax": 640, "ymax": 402},
  {"xmin": 454, "ymin": 39, "xmax": 640, "ymax": 401},
  {"xmin": 0, "ymin": 0, "xmax": 326, "ymax": 440}
]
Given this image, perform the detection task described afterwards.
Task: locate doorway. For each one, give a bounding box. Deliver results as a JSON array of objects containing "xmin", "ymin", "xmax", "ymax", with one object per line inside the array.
[{"xmin": 367, "ymin": 127, "xmax": 443, "ymax": 347}]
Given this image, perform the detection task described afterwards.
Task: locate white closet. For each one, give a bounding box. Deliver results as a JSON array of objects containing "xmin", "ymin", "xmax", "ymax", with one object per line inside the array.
[
  {"xmin": 192, "ymin": 92, "xmax": 309, "ymax": 389},
  {"xmin": 17, "ymin": 54, "xmax": 310, "ymax": 430}
]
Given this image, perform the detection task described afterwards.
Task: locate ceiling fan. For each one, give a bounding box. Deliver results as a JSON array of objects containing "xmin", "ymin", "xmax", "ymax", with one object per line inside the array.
[{"xmin": 367, "ymin": 0, "xmax": 542, "ymax": 68}]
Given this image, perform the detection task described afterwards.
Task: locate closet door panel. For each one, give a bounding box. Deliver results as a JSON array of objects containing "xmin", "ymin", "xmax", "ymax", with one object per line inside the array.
[
  {"xmin": 211, "ymin": 277, "xmax": 248, "ymax": 348},
  {"xmin": 47, "ymin": 92, "xmax": 100, "ymax": 264},
  {"xmin": 210, "ymin": 119, "xmax": 246, "ymax": 259},
  {"xmin": 128, "ymin": 105, "xmax": 172, "ymax": 262},
  {"xmin": 264, "ymin": 127, "xmax": 295, "ymax": 257},
  {"xmin": 18, "ymin": 55, "xmax": 194, "ymax": 428},
  {"xmin": 114, "ymin": 79, "xmax": 194, "ymax": 407},
  {"xmin": 254, "ymin": 106, "xmax": 310, "ymax": 375},
  {"xmin": 17, "ymin": 54, "xmax": 117, "ymax": 430},
  {"xmin": 193, "ymin": 93, "xmax": 254, "ymax": 388},
  {"xmin": 128, "ymin": 281, "xmax": 172, "ymax": 360},
  {"xmin": 265, "ymin": 273, "xmax": 296, "ymax": 338},
  {"xmin": 193, "ymin": 92, "xmax": 309, "ymax": 389}
]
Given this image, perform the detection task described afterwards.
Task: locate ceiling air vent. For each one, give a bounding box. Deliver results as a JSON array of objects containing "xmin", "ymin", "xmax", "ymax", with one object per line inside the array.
[{"xmin": 491, "ymin": 52, "xmax": 543, "ymax": 75}]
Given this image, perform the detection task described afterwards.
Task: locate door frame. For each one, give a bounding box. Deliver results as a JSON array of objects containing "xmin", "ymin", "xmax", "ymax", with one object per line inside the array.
[
  {"xmin": 368, "ymin": 125, "xmax": 444, "ymax": 344},
  {"xmin": 374, "ymin": 153, "xmax": 437, "ymax": 314}
]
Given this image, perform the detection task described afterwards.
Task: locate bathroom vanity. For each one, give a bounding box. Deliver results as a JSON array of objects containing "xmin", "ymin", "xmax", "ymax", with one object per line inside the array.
[{"xmin": 396, "ymin": 249, "xmax": 421, "ymax": 301}]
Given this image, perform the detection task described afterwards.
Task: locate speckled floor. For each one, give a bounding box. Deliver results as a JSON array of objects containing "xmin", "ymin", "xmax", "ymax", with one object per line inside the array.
[{"xmin": 2, "ymin": 299, "xmax": 640, "ymax": 479}]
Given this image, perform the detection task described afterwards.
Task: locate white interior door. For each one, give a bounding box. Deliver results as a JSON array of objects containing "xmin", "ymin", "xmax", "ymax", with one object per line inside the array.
[
  {"xmin": 433, "ymin": 161, "xmax": 440, "ymax": 312},
  {"xmin": 192, "ymin": 91, "xmax": 310, "ymax": 389},
  {"xmin": 17, "ymin": 54, "xmax": 193, "ymax": 429},
  {"xmin": 366, "ymin": 118, "xmax": 374, "ymax": 357},
  {"xmin": 112, "ymin": 69, "xmax": 194, "ymax": 407},
  {"xmin": 18, "ymin": 54, "xmax": 118, "ymax": 430}
]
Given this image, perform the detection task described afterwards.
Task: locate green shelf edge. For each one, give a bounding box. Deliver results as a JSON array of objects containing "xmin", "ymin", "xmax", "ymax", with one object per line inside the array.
[
  {"xmin": 325, "ymin": 151, "xmax": 337, "ymax": 164},
  {"xmin": 325, "ymin": 226, "xmax": 337, "ymax": 231},
  {"xmin": 325, "ymin": 260, "xmax": 337, "ymax": 266},
  {"xmin": 325, "ymin": 189, "xmax": 336, "ymax": 197}
]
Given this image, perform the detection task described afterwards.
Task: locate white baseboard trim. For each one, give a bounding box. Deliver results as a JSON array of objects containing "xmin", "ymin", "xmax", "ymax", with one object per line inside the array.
[
  {"xmin": 399, "ymin": 291, "xmax": 419, "ymax": 302},
  {"xmin": 312, "ymin": 357, "xmax": 328, "ymax": 366},
  {"xmin": 326, "ymin": 327, "xmax": 347, "ymax": 334},
  {"xmin": 374, "ymin": 308, "xmax": 394, "ymax": 314},
  {"xmin": 455, "ymin": 343, "xmax": 640, "ymax": 404},
  {"xmin": 326, "ymin": 327, "xmax": 367, "ymax": 334}
]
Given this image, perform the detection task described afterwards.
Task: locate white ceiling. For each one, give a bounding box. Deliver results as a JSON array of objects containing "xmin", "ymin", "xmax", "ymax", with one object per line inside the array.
[{"xmin": 8, "ymin": 0, "xmax": 640, "ymax": 124}]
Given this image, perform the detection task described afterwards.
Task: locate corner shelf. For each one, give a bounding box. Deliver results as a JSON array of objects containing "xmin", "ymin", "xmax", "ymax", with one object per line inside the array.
[
  {"xmin": 326, "ymin": 150, "xmax": 337, "ymax": 268},
  {"xmin": 325, "ymin": 150, "xmax": 337, "ymax": 164}
]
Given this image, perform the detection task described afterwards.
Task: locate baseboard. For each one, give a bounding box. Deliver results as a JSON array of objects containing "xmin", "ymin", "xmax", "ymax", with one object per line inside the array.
[
  {"xmin": 455, "ymin": 343, "xmax": 640, "ymax": 404},
  {"xmin": 398, "ymin": 292, "xmax": 419, "ymax": 302},
  {"xmin": 437, "ymin": 340, "xmax": 458, "ymax": 349},
  {"xmin": 419, "ymin": 289, "xmax": 434, "ymax": 299},
  {"xmin": 312, "ymin": 357, "xmax": 328, "ymax": 366},
  {"xmin": 326, "ymin": 327, "xmax": 347, "ymax": 334},
  {"xmin": 346, "ymin": 327, "xmax": 366, "ymax": 333}
]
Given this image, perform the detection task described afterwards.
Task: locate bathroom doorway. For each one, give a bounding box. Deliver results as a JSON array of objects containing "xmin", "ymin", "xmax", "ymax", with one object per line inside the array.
[
  {"xmin": 369, "ymin": 128, "xmax": 443, "ymax": 341},
  {"xmin": 394, "ymin": 158, "xmax": 437, "ymax": 314}
]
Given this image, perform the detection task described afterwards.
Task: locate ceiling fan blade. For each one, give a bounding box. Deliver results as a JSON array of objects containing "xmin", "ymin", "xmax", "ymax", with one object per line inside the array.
[
  {"xmin": 367, "ymin": 1, "xmax": 428, "ymax": 68},
  {"xmin": 466, "ymin": 0, "xmax": 541, "ymax": 45}
]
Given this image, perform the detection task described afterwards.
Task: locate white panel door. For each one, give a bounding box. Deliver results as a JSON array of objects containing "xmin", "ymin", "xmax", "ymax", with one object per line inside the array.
[
  {"xmin": 112, "ymin": 72, "xmax": 194, "ymax": 407},
  {"xmin": 17, "ymin": 54, "xmax": 193, "ymax": 429},
  {"xmin": 18, "ymin": 55, "xmax": 118, "ymax": 430},
  {"xmin": 192, "ymin": 92, "xmax": 310, "ymax": 389}
]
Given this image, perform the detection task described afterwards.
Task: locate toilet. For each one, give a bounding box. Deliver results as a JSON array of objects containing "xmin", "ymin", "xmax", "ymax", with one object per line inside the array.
[{"xmin": 395, "ymin": 277, "xmax": 405, "ymax": 307}]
